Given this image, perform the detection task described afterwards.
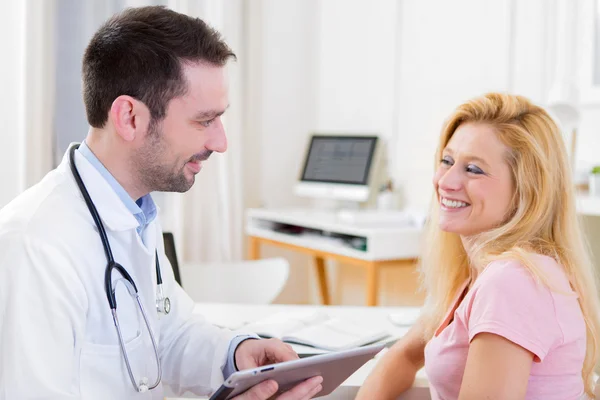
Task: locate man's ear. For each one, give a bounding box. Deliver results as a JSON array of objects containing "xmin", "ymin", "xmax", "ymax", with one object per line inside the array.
[{"xmin": 109, "ymin": 95, "xmax": 151, "ymax": 142}]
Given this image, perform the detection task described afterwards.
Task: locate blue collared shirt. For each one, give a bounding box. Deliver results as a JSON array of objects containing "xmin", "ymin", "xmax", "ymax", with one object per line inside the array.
[
  {"xmin": 77, "ymin": 141, "xmax": 254, "ymax": 379},
  {"xmin": 78, "ymin": 142, "xmax": 157, "ymax": 241}
]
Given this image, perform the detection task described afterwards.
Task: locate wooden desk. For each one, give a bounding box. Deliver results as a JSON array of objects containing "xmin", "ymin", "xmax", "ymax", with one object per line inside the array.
[
  {"xmin": 246, "ymin": 208, "xmax": 422, "ymax": 306},
  {"xmin": 248, "ymin": 235, "xmax": 417, "ymax": 306}
]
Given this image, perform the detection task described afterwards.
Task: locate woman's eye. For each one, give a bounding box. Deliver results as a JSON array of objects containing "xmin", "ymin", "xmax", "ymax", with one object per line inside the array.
[
  {"xmin": 440, "ymin": 157, "xmax": 453, "ymax": 166},
  {"xmin": 466, "ymin": 164, "xmax": 484, "ymax": 174}
]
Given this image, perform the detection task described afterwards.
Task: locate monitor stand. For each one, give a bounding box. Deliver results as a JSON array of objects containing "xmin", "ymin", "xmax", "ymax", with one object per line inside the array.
[
  {"xmin": 310, "ymin": 198, "xmax": 362, "ymax": 212},
  {"xmin": 308, "ymin": 198, "xmax": 408, "ymax": 225}
]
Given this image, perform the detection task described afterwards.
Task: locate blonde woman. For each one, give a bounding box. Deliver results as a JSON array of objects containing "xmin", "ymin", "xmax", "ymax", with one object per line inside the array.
[{"xmin": 357, "ymin": 93, "xmax": 600, "ymax": 400}]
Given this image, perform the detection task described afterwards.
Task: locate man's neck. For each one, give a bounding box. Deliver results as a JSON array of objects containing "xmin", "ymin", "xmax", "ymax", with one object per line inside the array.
[{"xmin": 85, "ymin": 129, "xmax": 148, "ymax": 200}]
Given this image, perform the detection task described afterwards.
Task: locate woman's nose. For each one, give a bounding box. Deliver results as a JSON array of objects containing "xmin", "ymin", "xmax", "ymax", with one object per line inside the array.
[{"xmin": 438, "ymin": 166, "xmax": 463, "ymax": 192}]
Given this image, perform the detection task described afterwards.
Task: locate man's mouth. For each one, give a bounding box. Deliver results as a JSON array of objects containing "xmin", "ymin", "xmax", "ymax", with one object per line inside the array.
[{"xmin": 186, "ymin": 160, "xmax": 202, "ymax": 174}]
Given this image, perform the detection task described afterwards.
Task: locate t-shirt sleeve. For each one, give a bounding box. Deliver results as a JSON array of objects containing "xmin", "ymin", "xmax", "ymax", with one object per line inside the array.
[{"xmin": 466, "ymin": 261, "xmax": 562, "ymax": 362}]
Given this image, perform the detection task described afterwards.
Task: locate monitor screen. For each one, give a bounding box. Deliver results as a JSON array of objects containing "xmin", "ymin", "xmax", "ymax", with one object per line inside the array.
[{"xmin": 300, "ymin": 136, "xmax": 378, "ymax": 185}]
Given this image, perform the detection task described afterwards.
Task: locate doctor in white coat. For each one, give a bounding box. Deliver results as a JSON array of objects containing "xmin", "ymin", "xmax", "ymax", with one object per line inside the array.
[{"xmin": 0, "ymin": 6, "xmax": 322, "ymax": 400}]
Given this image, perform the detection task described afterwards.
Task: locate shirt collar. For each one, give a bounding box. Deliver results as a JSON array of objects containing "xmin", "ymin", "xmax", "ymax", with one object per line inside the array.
[{"xmin": 78, "ymin": 141, "xmax": 157, "ymax": 227}]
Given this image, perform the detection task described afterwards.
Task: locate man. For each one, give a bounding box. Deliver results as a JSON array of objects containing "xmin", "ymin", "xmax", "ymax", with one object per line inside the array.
[{"xmin": 0, "ymin": 6, "xmax": 322, "ymax": 400}]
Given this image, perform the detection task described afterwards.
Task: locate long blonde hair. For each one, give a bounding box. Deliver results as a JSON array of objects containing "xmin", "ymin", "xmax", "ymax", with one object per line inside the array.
[{"xmin": 419, "ymin": 92, "xmax": 600, "ymax": 397}]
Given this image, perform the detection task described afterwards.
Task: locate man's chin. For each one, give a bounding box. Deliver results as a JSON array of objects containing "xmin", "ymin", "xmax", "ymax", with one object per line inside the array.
[
  {"xmin": 179, "ymin": 175, "xmax": 195, "ymax": 192},
  {"xmin": 158, "ymin": 175, "xmax": 195, "ymax": 193}
]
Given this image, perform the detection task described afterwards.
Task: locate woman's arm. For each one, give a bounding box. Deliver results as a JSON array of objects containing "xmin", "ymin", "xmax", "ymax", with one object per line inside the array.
[
  {"xmin": 356, "ymin": 319, "xmax": 427, "ymax": 400},
  {"xmin": 458, "ymin": 332, "xmax": 533, "ymax": 400}
]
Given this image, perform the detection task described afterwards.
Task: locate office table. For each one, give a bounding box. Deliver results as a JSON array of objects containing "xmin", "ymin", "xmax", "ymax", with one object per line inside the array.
[
  {"xmin": 164, "ymin": 303, "xmax": 430, "ymax": 399},
  {"xmin": 246, "ymin": 208, "xmax": 423, "ymax": 306}
]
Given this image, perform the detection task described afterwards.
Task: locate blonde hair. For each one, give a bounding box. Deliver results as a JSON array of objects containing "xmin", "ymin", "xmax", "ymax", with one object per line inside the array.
[{"xmin": 419, "ymin": 92, "xmax": 600, "ymax": 397}]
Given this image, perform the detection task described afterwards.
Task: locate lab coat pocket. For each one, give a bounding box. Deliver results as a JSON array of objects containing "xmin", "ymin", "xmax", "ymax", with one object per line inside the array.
[{"xmin": 79, "ymin": 331, "xmax": 155, "ymax": 399}]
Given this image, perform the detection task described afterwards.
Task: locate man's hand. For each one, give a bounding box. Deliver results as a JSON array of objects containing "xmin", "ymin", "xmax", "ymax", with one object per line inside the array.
[
  {"xmin": 235, "ymin": 338, "xmax": 298, "ymax": 370},
  {"xmin": 232, "ymin": 339, "xmax": 323, "ymax": 399}
]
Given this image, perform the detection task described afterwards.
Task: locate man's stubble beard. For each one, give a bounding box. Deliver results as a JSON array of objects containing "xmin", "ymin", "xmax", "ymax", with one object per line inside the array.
[{"xmin": 133, "ymin": 121, "xmax": 194, "ymax": 194}]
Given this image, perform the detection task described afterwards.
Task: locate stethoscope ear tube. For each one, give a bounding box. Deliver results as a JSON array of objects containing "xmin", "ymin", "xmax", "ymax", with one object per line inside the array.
[
  {"xmin": 106, "ymin": 261, "xmax": 139, "ymax": 310},
  {"xmin": 69, "ymin": 145, "xmax": 115, "ymax": 264}
]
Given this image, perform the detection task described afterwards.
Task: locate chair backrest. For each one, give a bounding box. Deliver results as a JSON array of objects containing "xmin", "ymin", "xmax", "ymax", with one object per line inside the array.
[
  {"xmin": 162, "ymin": 232, "xmax": 182, "ymax": 286},
  {"xmin": 161, "ymin": 231, "xmax": 289, "ymax": 304},
  {"xmin": 180, "ymin": 258, "xmax": 290, "ymax": 304}
]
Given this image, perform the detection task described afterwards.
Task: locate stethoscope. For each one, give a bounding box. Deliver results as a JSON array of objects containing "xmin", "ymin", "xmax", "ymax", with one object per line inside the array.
[{"xmin": 69, "ymin": 144, "xmax": 168, "ymax": 392}]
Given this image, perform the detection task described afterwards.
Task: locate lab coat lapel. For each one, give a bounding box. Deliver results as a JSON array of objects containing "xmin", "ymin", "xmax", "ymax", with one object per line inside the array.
[{"xmin": 58, "ymin": 144, "xmax": 139, "ymax": 232}]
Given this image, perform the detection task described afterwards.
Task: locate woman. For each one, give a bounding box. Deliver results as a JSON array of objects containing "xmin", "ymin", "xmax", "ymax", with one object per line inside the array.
[{"xmin": 357, "ymin": 93, "xmax": 600, "ymax": 399}]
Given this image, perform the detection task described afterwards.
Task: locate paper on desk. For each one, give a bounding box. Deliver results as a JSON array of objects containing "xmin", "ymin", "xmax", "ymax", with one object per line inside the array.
[{"xmin": 387, "ymin": 308, "xmax": 421, "ymax": 326}]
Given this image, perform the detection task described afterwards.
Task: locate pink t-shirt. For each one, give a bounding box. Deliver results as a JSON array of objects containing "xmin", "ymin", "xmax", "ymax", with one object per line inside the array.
[{"xmin": 424, "ymin": 255, "xmax": 586, "ymax": 400}]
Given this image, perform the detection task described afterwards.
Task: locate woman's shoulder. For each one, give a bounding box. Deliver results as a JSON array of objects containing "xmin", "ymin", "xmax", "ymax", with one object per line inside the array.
[
  {"xmin": 466, "ymin": 254, "xmax": 576, "ymax": 325},
  {"xmin": 475, "ymin": 253, "xmax": 571, "ymax": 294}
]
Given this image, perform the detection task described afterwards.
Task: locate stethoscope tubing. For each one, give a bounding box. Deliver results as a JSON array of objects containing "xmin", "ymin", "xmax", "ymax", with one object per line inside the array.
[{"xmin": 69, "ymin": 144, "xmax": 162, "ymax": 392}]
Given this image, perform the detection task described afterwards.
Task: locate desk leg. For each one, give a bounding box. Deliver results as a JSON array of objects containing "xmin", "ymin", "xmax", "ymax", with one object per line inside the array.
[
  {"xmin": 248, "ymin": 236, "xmax": 260, "ymax": 260},
  {"xmin": 314, "ymin": 256, "xmax": 330, "ymax": 305},
  {"xmin": 366, "ymin": 263, "xmax": 380, "ymax": 306}
]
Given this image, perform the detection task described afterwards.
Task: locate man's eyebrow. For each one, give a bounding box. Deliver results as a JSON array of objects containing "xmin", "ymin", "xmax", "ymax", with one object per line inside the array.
[{"xmin": 193, "ymin": 105, "xmax": 230, "ymax": 120}]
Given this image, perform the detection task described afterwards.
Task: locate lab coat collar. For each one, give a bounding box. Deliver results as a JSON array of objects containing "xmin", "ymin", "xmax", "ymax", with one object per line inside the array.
[{"xmin": 58, "ymin": 143, "xmax": 144, "ymax": 232}]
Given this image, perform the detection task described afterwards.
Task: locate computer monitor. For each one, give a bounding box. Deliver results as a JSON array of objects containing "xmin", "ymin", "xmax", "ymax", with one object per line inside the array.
[{"xmin": 294, "ymin": 135, "xmax": 381, "ymax": 203}]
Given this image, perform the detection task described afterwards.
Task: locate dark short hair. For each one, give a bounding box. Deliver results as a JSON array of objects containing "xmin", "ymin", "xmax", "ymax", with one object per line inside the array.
[{"xmin": 82, "ymin": 6, "xmax": 236, "ymax": 128}]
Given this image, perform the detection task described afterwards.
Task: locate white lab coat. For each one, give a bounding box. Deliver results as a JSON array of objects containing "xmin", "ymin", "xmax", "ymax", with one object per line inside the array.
[{"xmin": 0, "ymin": 147, "xmax": 237, "ymax": 399}]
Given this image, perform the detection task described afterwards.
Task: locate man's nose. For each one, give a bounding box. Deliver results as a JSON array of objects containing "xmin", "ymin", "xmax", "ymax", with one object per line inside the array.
[{"xmin": 206, "ymin": 118, "xmax": 227, "ymax": 153}]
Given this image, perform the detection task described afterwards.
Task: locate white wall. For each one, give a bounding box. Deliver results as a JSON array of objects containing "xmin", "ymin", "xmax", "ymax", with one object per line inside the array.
[
  {"xmin": 391, "ymin": 0, "xmax": 513, "ymax": 209},
  {"xmin": 257, "ymin": 0, "xmax": 320, "ymax": 209},
  {"xmin": 245, "ymin": 0, "xmax": 323, "ymax": 303},
  {"xmin": 315, "ymin": 0, "xmax": 398, "ymax": 143},
  {"xmin": 252, "ymin": 0, "xmax": 556, "ymax": 212}
]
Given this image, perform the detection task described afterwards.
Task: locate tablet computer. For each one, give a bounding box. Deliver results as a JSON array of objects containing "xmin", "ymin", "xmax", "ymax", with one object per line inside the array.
[{"xmin": 209, "ymin": 343, "xmax": 384, "ymax": 400}]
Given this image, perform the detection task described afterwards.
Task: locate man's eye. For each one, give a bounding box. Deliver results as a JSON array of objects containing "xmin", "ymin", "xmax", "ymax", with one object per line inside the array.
[{"xmin": 200, "ymin": 118, "xmax": 215, "ymax": 128}]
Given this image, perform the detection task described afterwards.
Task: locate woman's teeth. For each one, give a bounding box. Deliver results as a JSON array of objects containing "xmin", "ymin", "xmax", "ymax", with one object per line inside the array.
[{"xmin": 441, "ymin": 198, "xmax": 469, "ymax": 208}]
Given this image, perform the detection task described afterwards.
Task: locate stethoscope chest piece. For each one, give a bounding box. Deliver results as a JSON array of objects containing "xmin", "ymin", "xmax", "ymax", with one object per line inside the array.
[
  {"xmin": 157, "ymin": 296, "xmax": 171, "ymax": 315},
  {"xmin": 156, "ymin": 284, "xmax": 171, "ymax": 316}
]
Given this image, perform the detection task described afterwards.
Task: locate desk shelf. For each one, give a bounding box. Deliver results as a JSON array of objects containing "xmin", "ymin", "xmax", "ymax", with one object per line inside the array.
[
  {"xmin": 246, "ymin": 208, "xmax": 422, "ymax": 262},
  {"xmin": 246, "ymin": 208, "xmax": 424, "ymax": 306},
  {"xmin": 247, "ymin": 226, "xmax": 372, "ymax": 261}
]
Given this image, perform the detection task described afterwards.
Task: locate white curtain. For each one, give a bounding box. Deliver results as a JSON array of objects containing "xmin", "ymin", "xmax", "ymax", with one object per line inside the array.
[
  {"xmin": 0, "ymin": 0, "xmax": 57, "ymax": 206},
  {"xmin": 23, "ymin": 1, "xmax": 56, "ymax": 188}
]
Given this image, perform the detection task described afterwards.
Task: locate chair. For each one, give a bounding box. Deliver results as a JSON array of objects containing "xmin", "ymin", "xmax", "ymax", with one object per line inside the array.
[
  {"xmin": 162, "ymin": 232, "xmax": 289, "ymax": 304},
  {"xmin": 162, "ymin": 232, "xmax": 182, "ymax": 286}
]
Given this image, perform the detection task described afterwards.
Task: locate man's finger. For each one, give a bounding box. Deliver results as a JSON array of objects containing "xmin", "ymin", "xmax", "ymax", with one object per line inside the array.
[
  {"xmin": 277, "ymin": 376, "xmax": 323, "ymax": 400},
  {"xmin": 265, "ymin": 339, "xmax": 299, "ymax": 363},
  {"xmin": 234, "ymin": 379, "xmax": 278, "ymax": 400},
  {"xmin": 303, "ymin": 382, "xmax": 323, "ymax": 400}
]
